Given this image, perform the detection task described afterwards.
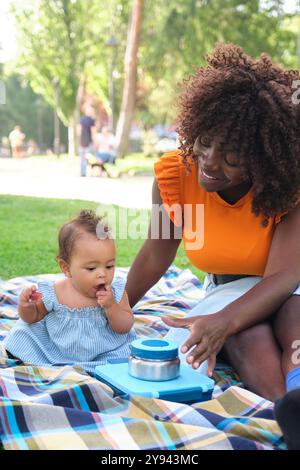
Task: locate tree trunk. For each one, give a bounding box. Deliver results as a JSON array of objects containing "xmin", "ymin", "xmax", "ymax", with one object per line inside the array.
[
  {"xmin": 115, "ymin": 0, "xmax": 144, "ymax": 158},
  {"xmin": 68, "ymin": 82, "xmax": 82, "ymax": 158},
  {"xmin": 68, "ymin": 112, "xmax": 78, "ymax": 157}
]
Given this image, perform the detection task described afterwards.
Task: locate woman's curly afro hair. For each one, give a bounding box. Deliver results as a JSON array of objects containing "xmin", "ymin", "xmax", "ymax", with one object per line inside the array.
[{"xmin": 177, "ymin": 43, "xmax": 300, "ymax": 224}]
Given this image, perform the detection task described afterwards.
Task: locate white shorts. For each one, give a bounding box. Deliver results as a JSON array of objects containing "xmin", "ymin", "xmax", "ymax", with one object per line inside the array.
[{"xmin": 165, "ymin": 274, "xmax": 300, "ymax": 373}]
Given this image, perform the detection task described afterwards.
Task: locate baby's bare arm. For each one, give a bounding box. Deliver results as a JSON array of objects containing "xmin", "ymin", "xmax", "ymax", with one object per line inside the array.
[
  {"xmin": 97, "ymin": 287, "xmax": 134, "ymax": 334},
  {"xmin": 105, "ymin": 291, "xmax": 134, "ymax": 334},
  {"xmin": 18, "ymin": 286, "xmax": 48, "ymax": 324}
]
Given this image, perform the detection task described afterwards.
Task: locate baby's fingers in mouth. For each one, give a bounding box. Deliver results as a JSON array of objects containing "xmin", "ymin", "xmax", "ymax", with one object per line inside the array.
[{"xmin": 96, "ymin": 284, "xmax": 106, "ymax": 293}]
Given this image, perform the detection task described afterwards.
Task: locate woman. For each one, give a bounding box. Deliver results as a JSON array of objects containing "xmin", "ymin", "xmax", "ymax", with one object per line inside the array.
[{"xmin": 125, "ymin": 44, "xmax": 300, "ymax": 449}]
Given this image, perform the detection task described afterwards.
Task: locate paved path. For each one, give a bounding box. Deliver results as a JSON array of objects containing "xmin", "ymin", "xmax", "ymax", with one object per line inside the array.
[{"xmin": 0, "ymin": 157, "xmax": 153, "ymax": 209}]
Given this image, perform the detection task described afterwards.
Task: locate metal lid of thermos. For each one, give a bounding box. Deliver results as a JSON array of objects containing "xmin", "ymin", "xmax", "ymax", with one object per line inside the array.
[{"xmin": 128, "ymin": 338, "xmax": 180, "ymax": 382}]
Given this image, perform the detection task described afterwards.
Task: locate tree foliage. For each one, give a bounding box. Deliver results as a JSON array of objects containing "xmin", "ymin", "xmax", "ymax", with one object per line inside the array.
[
  {"xmin": 0, "ymin": 74, "xmax": 67, "ymax": 149},
  {"xmin": 6, "ymin": 0, "xmax": 299, "ymax": 150},
  {"xmin": 11, "ymin": 0, "xmax": 130, "ymax": 124},
  {"xmin": 138, "ymin": 0, "xmax": 299, "ymax": 124}
]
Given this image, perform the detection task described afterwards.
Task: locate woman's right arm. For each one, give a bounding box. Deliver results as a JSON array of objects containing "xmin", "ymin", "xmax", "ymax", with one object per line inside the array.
[{"xmin": 126, "ymin": 178, "xmax": 182, "ymax": 307}]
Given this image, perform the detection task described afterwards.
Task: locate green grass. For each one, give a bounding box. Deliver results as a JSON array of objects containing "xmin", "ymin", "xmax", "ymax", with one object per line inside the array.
[{"xmin": 0, "ymin": 195, "xmax": 205, "ymax": 282}]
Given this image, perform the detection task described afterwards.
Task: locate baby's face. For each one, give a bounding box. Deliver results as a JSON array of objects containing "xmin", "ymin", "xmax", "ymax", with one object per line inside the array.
[{"xmin": 67, "ymin": 232, "xmax": 116, "ymax": 299}]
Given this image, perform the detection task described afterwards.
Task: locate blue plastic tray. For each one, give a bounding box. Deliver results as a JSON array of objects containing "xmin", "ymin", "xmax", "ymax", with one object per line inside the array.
[{"xmin": 95, "ymin": 362, "xmax": 214, "ymax": 404}]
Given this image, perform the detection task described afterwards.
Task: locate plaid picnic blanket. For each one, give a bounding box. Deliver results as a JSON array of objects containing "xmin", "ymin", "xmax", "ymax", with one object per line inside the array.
[{"xmin": 0, "ymin": 266, "xmax": 285, "ymax": 450}]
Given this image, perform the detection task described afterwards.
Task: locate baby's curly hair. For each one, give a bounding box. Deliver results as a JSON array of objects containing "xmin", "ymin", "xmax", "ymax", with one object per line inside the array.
[
  {"xmin": 57, "ymin": 209, "xmax": 111, "ymax": 263},
  {"xmin": 176, "ymin": 43, "xmax": 300, "ymax": 224}
]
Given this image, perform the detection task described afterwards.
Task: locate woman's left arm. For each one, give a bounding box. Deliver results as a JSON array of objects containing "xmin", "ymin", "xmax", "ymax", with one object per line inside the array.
[
  {"xmin": 228, "ymin": 203, "xmax": 300, "ymax": 332},
  {"xmin": 163, "ymin": 203, "xmax": 300, "ymax": 373}
]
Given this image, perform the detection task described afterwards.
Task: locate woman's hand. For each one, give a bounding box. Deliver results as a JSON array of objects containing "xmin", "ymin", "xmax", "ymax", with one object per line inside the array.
[{"xmin": 162, "ymin": 311, "xmax": 232, "ymax": 376}]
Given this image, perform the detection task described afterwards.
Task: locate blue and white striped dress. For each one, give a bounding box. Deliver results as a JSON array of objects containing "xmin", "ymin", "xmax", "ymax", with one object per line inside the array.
[{"xmin": 4, "ymin": 276, "xmax": 136, "ymax": 375}]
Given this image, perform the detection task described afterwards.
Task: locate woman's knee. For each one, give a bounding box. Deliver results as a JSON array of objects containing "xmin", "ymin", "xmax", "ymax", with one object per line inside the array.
[
  {"xmin": 224, "ymin": 323, "xmax": 285, "ymax": 400},
  {"xmin": 274, "ymin": 295, "xmax": 300, "ymax": 373},
  {"xmin": 224, "ymin": 322, "xmax": 277, "ymax": 365},
  {"xmin": 274, "ymin": 295, "xmax": 300, "ymax": 344}
]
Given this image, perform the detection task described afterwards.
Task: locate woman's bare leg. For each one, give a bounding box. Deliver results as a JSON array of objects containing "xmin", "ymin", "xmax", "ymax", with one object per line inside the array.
[
  {"xmin": 222, "ymin": 322, "xmax": 285, "ymax": 401},
  {"xmin": 273, "ymin": 295, "xmax": 300, "ymax": 450},
  {"xmin": 273, "ymin": 295, "xmax": 300, "ymax": 375}
]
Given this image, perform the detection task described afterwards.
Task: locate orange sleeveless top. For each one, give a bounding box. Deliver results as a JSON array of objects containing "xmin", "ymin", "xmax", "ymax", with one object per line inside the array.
[{"xmin": 154, "ymin": 151, "xmax": 286, "ymax": 276}]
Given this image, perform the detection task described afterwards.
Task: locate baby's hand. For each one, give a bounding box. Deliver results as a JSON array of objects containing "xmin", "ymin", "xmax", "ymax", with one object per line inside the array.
[
  {"xmin": 96, "ymin": 284, "xmax": 116, "ymax": 309},
  {"xmin": 19, "ymin": 285, "xmax": 41, "ymax": 306},
  {"xmin": 18, "ymin": 286, "xmax": 43, "ymax": 322}
]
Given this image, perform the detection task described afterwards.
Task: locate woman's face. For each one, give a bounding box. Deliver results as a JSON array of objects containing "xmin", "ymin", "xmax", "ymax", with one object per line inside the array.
[{"xmin": 193, "ymin": 134, "xmax": 250, "ymax": 193}]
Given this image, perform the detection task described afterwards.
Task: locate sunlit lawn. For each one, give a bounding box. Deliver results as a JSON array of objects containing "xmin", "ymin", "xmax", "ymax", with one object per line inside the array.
[{"xmin": 0, "ymin": 195, "xmax": 204, "ymax": 282}]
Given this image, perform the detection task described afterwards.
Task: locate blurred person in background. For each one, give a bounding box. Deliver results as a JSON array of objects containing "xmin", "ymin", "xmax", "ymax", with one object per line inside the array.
[
  {"xmin": 77, "ymin": 105, "xmax": 97, "ymax": 177},
  {"xmin": 8, "ymin": 125, "xmax": 25, "ymax": 159},
  {"xmin": 94, "ymin": 126, "xmax": 116, "ymax": 165}
]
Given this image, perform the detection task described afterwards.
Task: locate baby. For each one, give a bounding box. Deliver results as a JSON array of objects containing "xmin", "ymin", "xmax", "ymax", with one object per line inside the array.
[{"xmin": 4, "ymin": 209, "xmax": 136, "ymax": 375}]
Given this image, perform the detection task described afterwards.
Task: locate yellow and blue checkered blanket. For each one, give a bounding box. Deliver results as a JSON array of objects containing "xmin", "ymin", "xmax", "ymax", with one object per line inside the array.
[{"xmin": 0, "ymin": 266, "xmax": 285, "ymax": 450}]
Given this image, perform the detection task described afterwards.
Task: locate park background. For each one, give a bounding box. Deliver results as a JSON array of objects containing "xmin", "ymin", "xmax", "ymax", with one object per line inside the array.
[{"xmin": 0, "ymin": 0, "xmax": 299, "ymax": 281}]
